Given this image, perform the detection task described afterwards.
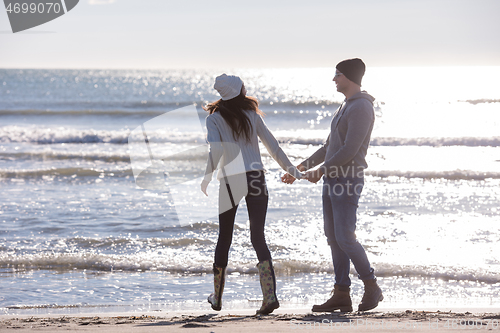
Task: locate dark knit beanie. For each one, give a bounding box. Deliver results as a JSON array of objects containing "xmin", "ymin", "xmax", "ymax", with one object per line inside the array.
[{"xmin": 336, "ymin": 58, "xmax": 366, "ymax": 86}]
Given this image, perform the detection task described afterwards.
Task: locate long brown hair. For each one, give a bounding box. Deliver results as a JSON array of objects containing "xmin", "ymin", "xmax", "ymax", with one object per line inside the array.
[{"xmin": 203, "ymin": 89, "xmax": 264, "ymax": 142}]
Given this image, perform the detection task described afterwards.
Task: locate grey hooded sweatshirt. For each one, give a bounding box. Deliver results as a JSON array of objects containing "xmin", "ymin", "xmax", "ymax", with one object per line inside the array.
[{"xmin": 301, "ymin": 91, "xmax": 375, "ymax": 178}]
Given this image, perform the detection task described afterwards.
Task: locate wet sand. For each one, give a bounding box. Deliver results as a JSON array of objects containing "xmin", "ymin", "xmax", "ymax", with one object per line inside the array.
[{"xmin": 1, "ymin": 308, "xmax": 499, "ymax": 332}]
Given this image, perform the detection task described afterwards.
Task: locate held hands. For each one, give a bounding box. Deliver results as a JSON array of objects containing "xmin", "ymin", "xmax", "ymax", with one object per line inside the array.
[
  {"xmin": 281, "ymin": 164, "xmax": 305, "ymax": 184},
  {"xmin": 281, "ymin": 173, "xmax": 296, "ymax": 184},
  {"xmin": 303, "ymin": 168, "xmax": 323, "ymax": 183},
  {"xmin": 281, "ymin": 164, "xmax": 323, "ymax": 184}
]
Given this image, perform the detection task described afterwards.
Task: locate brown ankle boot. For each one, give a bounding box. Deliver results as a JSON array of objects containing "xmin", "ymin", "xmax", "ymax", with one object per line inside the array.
[
  {"xmin": 312, "ymin": 285, "xmax": 353, "ymax": 312},
  {"xmin": 358, "ymin": 278, "xmax": 383, "ymax": 311}
]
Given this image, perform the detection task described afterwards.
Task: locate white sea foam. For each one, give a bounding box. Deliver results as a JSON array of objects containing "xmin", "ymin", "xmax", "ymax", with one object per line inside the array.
[
  {"xmin": 365, "ymin": 170, "xmax": 500, "ymax": 180},
  {"xmin": 1, "ymin": 165, "xmax": 498, "ymax": 181},
  {"xmin": 2, "ymin": 252, "xmax": 499, "ymax": 283},
  {"xmin": 370, "ymin": 137, "xmax": 500, "ymax": 147},
  {"xmin": 0, "ymin": 125, "xmax": 205, "ymax": 144},
  {"xmin": 2, "ymin": 125, "xmax": 499, "ymax": 147}
]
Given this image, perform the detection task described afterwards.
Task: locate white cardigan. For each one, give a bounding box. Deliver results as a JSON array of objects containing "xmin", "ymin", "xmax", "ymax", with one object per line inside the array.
[{"xmin": 203, "ymin": 110, "xmax": 303, "ymax": 182}]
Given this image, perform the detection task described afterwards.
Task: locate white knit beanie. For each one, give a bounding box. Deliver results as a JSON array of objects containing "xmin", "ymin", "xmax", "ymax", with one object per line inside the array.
[{"xmin": 214, "ymin": 74, "xmax": 243, "ymax": 101}]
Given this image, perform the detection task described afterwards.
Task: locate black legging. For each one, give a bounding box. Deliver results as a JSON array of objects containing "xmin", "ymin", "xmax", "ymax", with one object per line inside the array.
[{"xmin": 214, "ymin": 170, "xmax": 270, "ymax": 268}]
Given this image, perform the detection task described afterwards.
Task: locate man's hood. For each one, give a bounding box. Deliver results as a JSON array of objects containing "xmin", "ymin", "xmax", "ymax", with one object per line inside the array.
[{"xmin": 347, "ymin": 91, "xmax": 375, "ymax": 104}]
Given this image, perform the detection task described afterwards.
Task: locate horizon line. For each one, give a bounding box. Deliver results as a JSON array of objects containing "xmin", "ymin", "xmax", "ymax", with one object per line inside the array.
[{"xmin": 2, "ymin": 65, "xmax": 500, "ymax": 71}]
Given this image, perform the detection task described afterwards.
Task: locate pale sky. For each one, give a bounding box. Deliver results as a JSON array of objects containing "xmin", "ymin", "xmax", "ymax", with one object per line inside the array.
[{"xmin": 1, "ymin": 0, "xmax": 499, "ymax": 69}]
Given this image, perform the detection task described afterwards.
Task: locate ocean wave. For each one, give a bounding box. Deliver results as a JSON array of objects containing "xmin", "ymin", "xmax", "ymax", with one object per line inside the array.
[
  {"xmin": 69, "ymin": 236, "xmax": 214, "ymax": 249},
  {"xmin": 370, "ymin": 137, "xmax": 500, "ymax": 147},
  {"xmin": 277, "ymin": 136, "xmax": 500, "ymax": 147},
  {"xmin": 0, "ymin": 167, "xmax": 132, "ymax": 178},
  {"xmin": 0, "ymin": 100, "xmax": 341, "ymax": 114},
  {"xmin": 0, "ymin": 151, "xmax": 131, "ymax": 163},
  {"xmin": 276, "ymin": 136, "xmax": 325, "ymax": 145},
  {"xmin": 1, "ymin": 253, "xmax": 498, "ymax": 283},
  {"xmin": 366, "ymin": 170, "xmax": 500, "ymax": 180},
  {"xmin": 374, "ymin": 263, "xmax": 499, "ymax": 284},
  {"xmin": 2, "ymin": 125, "xmax": 499, "ymax": 148},
  {"xmin": 1, "ymin": 167, "xmax": 498, "ymax": 181},
  {"xmin": 461, "ymin": 99, "xmax": 500, "ymax": 105},
  {"xmin": 0, "ymin": 108, "xmax": 185, "ymax": 117},
  {"xmin": 0, "ymin": 126, "xmax": 205, "ymax": 144},
  {"xmin": 0, "ymin": 126, "xmax": 130, "ymax": 144}
]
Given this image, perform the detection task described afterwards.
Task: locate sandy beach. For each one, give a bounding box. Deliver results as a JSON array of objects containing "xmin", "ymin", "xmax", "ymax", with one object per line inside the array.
[{"xmin": 1, "ymin": 307, "xmax": 499, "ymax": 332}]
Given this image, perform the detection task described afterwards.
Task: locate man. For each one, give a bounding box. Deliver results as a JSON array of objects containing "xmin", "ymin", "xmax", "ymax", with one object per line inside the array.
[{"xmin": 282, "ymin": 58, "xmax": 383, "ymax": 312}]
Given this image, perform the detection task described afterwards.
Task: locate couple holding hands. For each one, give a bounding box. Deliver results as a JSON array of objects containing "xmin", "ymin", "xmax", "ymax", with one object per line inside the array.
[{"xmin": 200, "ymin": 58, "xmax": 383, "ymax": 315}]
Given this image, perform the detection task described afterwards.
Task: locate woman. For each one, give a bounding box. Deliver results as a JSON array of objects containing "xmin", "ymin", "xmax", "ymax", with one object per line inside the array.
[{"xmin": 201, "ymin": 74, "xmax": 303, "ymax": 315}]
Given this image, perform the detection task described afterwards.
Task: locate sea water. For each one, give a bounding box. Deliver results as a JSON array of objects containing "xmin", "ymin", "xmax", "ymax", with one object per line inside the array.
[{"xmin": 0, "ymin": 67, "xmax": 499, "ymax": 315}]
